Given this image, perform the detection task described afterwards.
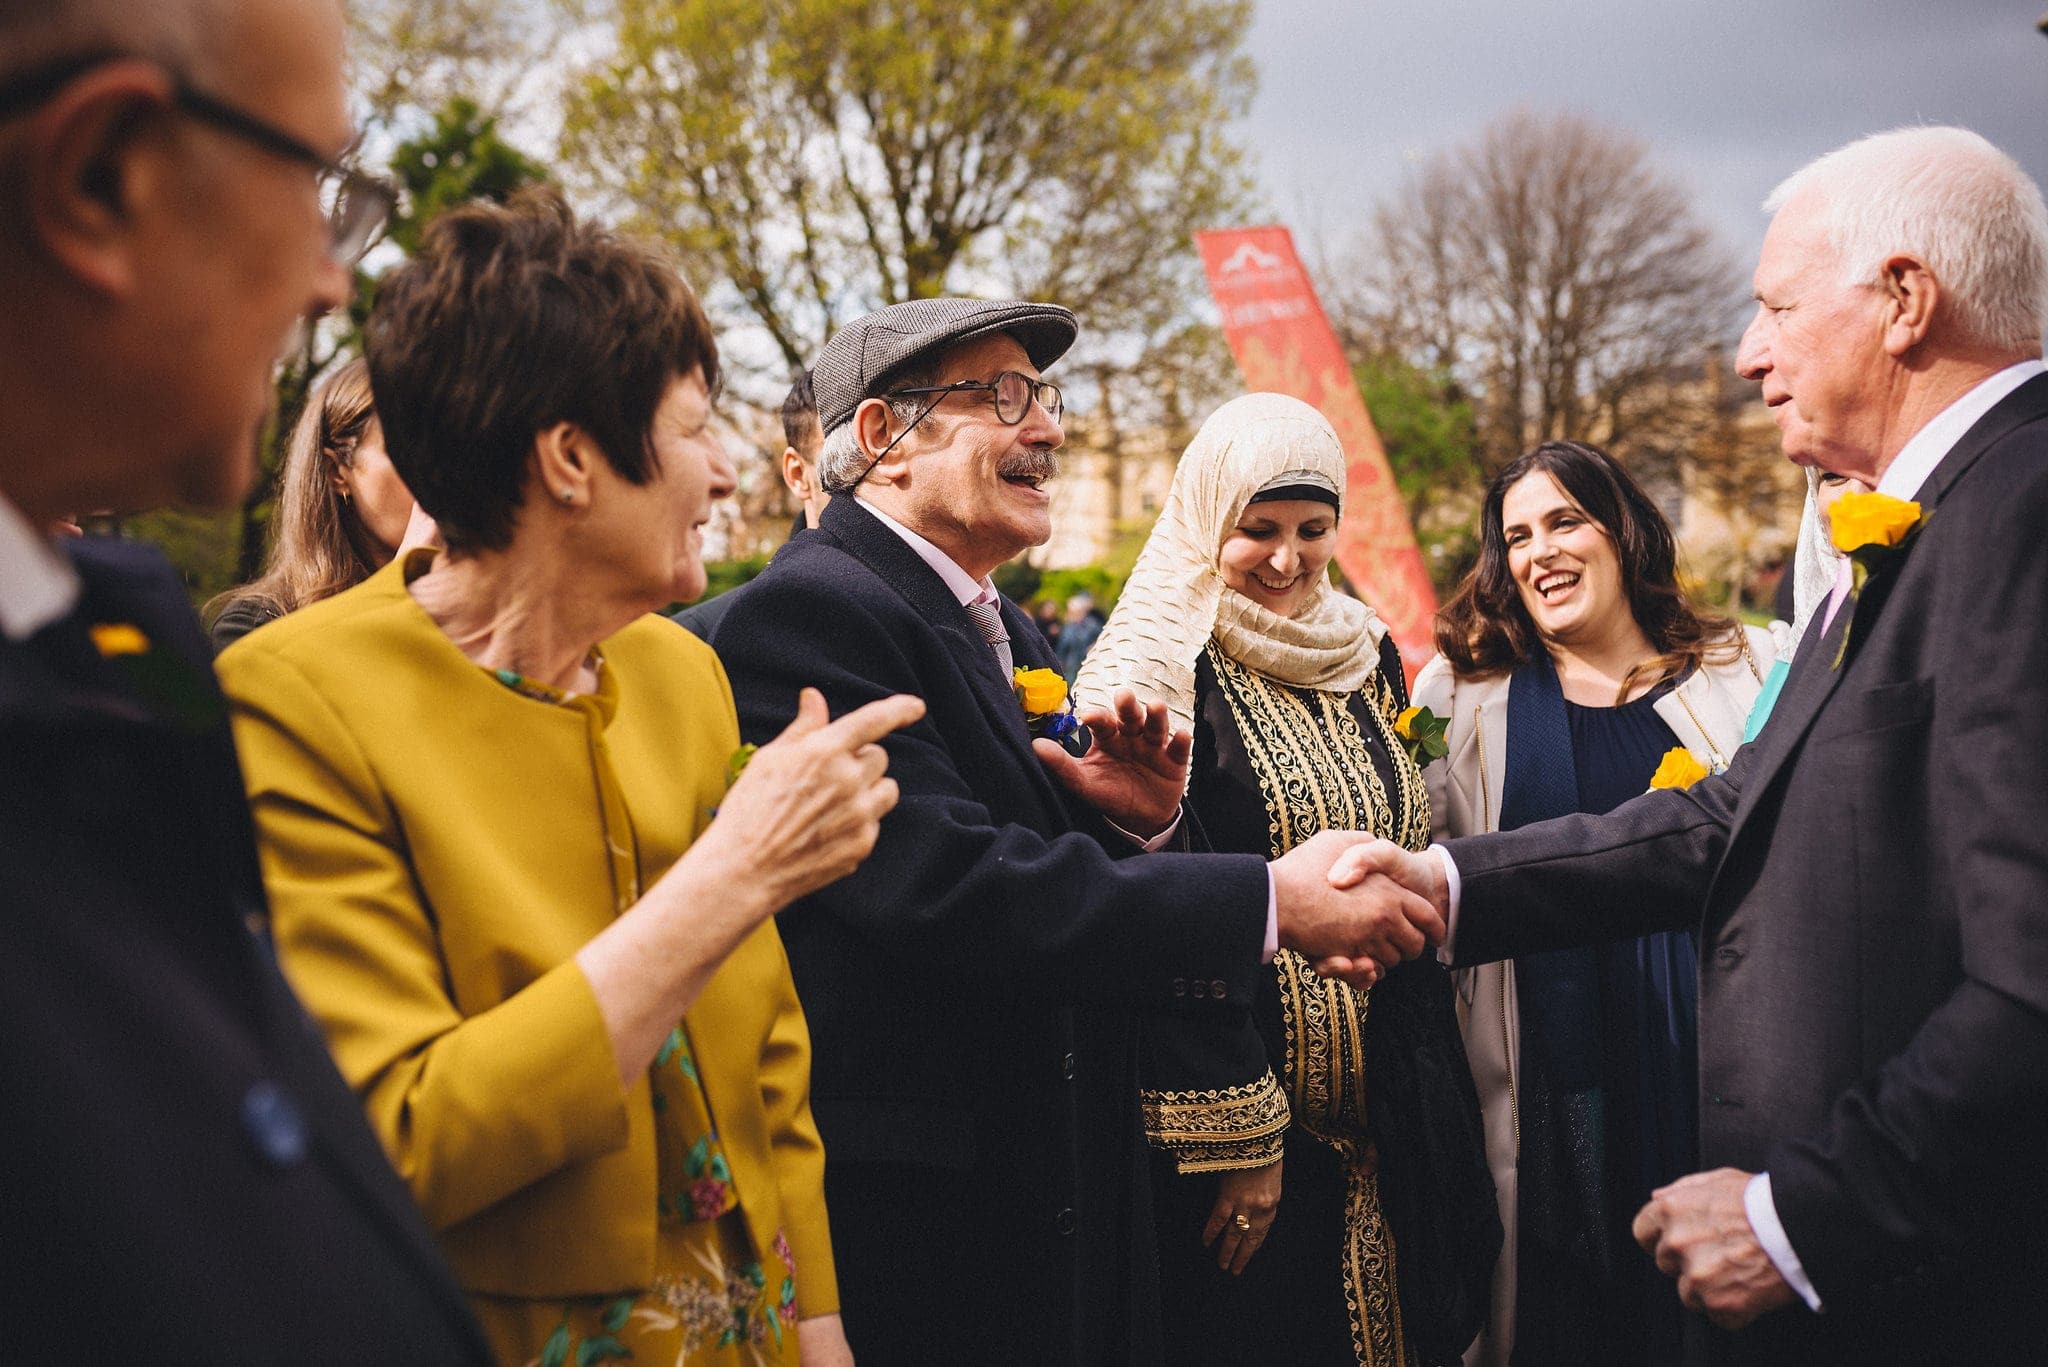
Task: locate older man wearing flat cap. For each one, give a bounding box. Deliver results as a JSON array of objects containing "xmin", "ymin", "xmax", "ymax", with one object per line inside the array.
[{"xmin": 710, "ymin": 298, "xmax": 1444, "ymax": 1364}]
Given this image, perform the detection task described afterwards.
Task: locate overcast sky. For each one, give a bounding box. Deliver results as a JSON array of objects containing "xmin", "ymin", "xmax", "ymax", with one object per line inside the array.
[{"xmin": 1242, "ymin": 0, "xmax": 2048, "ymax": 287}]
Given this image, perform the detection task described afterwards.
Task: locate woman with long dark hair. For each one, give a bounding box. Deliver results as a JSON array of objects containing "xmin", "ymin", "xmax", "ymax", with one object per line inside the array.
[{"xmin": 1413, "ymin": 440, "xmax": 1774, "ymax": 1366}]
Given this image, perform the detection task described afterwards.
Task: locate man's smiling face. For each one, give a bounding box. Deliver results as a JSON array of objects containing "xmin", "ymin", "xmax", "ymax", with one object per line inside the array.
[{"xmin": 881, "ymin": 331, "xmax": 1065, "ymax": 576}]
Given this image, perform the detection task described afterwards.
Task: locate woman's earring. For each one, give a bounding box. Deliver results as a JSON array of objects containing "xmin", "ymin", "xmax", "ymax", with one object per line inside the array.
[{"xmin": 558, "ymin": 488, "xmax": 575, "ymax": 504}]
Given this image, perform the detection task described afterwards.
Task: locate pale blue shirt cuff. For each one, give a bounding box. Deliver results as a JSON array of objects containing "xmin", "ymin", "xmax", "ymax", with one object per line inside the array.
[
  {"xmin": 1745, "ymin": 1172, "xmax": 1823, "ymax": 1312},
  {"xmin": 1430, "ymin": 843, "xmax": 1462, "ymax": 966}
]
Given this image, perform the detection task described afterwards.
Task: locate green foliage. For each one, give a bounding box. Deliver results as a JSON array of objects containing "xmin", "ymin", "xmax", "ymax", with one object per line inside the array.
[
  {"xmin": 385, "ymin": 97, "xmax": 553, "ymax": 256},
  {"xmin": 1356, "ymin": 355, "xmax": 1481, "ymax": 520},
  {"xmin": 991, "ymin": 559, "xmax": 1042, "ymax": 604},
  {"xmin": 1037, "ymin": 566, "xmax": 1124, "ymax": 614},
  {"xmin": 123, "ymin": 506, "xmax": 245, "ymax": 606},
  {"xmin": 1420, "ymin": 525, "xmax": 1481, "ymax": 602},
  {"xmin": 694, "ymin": 555, "xmax": 774, "ymax": 603},
  {"xmin": 563, "ymin": 0, "xmax": 1257, "ymax": 371}
]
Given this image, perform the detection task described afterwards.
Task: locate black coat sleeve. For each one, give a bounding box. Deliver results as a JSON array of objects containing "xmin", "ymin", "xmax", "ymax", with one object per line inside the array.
[{"xmin": 712, "ymin": 555, "xmax": 1269, "ymax": 1012}]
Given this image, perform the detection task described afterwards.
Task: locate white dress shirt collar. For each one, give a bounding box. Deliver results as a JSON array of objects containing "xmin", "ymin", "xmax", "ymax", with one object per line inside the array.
[
  {"xmin": 0, "ymin": 488, "xmax": 81, "ymax": 642},
  {"xmin": 854, "ymin": 493, "xmax": 998, "ymax": 608},
  {"xmin": 1877, "ymin": 358, "xmax": 2046, "ymax": 501}
]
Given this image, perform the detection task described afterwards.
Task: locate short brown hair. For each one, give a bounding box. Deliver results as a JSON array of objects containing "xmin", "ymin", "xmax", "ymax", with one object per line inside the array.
[
  {"xmin": 781, "ymin": 374, "xmax": 820, "ymax": 453},
  {"xmin": 1435, "ymin": 440, "xmax": 1740, "ymax": 699},
  {"xmin": 365, "ymin": 188, "xmax": 719, "ymax": 552}
]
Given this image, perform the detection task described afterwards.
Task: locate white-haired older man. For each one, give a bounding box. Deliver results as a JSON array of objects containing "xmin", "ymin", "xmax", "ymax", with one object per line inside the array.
[{"xmin": 1335, "ymin": 126, "xmax": 2048, "ymax": 1365}]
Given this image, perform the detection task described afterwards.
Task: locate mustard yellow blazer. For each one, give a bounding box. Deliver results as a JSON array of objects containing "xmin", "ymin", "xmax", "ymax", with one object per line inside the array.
[{"xmin": 217, "ymin": 554, "xmax": 836, "ymax": 1311}]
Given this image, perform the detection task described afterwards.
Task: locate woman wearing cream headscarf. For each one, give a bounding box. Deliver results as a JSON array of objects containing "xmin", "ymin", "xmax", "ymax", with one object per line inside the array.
[{"xmin": 1079, "ymin": 394, "xmax": 1496, "ymax": 1367}]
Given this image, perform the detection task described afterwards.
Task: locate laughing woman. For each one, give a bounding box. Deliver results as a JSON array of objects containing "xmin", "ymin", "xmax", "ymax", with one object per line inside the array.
[
  {"xmin": 219, "ymin": 193, "xmax": 919, "ymax": 1367},
  {"xmin": 1412, "ymin": 440, "xmax": 1774, "ymax": 1367},
  {"xmin": 1079, "ymin": 394, "xmax": 1497, "ymax": 1367}
]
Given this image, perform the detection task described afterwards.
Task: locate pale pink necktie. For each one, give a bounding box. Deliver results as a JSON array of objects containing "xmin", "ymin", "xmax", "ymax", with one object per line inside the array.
[
  {"xmin": 1819, "ymin": 555, "xmax": 1854, "ymax": 635},
  {"xmin": 964, "ymin": 593, "xmax": 1014, "ymax": 679}
]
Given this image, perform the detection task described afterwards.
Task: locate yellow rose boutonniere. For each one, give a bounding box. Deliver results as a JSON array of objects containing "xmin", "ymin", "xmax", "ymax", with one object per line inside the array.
[
  {"xmin": 1014, "ymin": 667, "xmax": 1091, "ymax": 757},
  {"xmin": 1648, "ymin": 746, "xmax": 1710, "ymax": 791},
  {"xmin": 1829, "ymin": 491, "xmax": 1922, "ymax": 556},
  {"xmin": 1825, "ymin": 490, "xmax": 1929, "ymax": 669},
  {"xmin": 1013, "ymin": 667, "xmax": 1068, "ymax": 715},
  {"xmin": 1392, "ymin": 704, "xmax": 1449, "ymax": 767},
  {"xmin": 90, "ymin": 622, "xmax": 151, "ymax": 657}
]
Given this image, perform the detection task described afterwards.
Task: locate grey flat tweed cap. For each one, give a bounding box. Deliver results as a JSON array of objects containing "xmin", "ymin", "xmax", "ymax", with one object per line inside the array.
[{"xmin": 811, "ymin": 297, "xmax": 1078, "ymax": 434}]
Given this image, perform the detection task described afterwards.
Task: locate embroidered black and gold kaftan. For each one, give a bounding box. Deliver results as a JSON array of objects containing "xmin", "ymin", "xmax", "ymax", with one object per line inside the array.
[{"xmin": 1142, "ymin": 637, "xmax": 1495, "ymax": 1367}]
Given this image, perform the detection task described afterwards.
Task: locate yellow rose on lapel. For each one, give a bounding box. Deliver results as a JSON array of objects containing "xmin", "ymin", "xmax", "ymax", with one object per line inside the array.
[
  {"xmin": 90, "ymin": 622, "xmax": 150, "ymax": 656},
  {"xmin": 1391, "ymin": 704, "xmax": 1449, "ymax": 765},
  {"xmin": 1649, "ymin": 746, "xmax": 1710, "ymax": 791},
  {"xmin": 1013, "ymin": 667, "xmax": 1068, "ymax": 715},
  {"xmin": 1828, "ymin": 491, "xmax": 1922, "ymax": 554}
]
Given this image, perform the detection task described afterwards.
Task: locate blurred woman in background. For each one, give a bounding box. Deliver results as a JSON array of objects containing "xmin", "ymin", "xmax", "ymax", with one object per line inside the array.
[
  {"xmin": 1746, "ymin": 469, "xmax": 1870, "ymax": 739},
  {"xmin": 207, "ymin": 358, "xmax": 427, "ymax": 649}
]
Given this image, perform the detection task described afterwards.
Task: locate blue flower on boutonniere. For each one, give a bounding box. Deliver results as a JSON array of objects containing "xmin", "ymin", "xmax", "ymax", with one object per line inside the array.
[
  {"xmin": 1014, "ymin": 667, "xmax": 1092, "ymax": 758},
  {"xmin": 91, "ymin": 622, "xmax": 224, "ymax": 730},
  {"xmin": 1827, "ymin": 491, "xmax": 1929, "ymax": 669}
]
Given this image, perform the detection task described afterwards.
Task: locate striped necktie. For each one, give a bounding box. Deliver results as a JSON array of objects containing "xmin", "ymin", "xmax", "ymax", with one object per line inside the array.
[{"xmin": 964, "ymin": 594, "xmax": 1014, "ymax": 681}]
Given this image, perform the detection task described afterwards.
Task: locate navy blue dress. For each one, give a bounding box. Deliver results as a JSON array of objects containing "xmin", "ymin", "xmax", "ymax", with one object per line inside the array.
[{"xmin": 1547, "ymin": 692, "xmax": 1698, "ymax": 1364}]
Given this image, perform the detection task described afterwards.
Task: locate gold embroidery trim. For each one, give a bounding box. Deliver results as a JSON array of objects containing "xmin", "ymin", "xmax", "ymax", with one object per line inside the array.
[
  {"xmin": 1141, "ymin": 1070, "xmax": 1292, "ymax": 1173},
  {"xmin": 1207, "ymin": 645, "xmax": 1420, "ymax": 1365}
]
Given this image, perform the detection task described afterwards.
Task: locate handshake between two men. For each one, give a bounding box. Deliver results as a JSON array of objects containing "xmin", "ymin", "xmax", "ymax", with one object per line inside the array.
[
  {"xmin": 1034, "ymin": 687, "xmax": 1795, "ymax": 1338},
  {"xmin": 1035, "ymin": 687, "xmax": 1447, "ymax": 987}
]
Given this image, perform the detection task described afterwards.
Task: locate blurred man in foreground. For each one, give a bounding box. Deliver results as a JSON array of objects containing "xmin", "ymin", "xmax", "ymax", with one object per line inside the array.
[{"xmin": 0, "ymin": 0, "xmax": 489, "ymax": 1358}]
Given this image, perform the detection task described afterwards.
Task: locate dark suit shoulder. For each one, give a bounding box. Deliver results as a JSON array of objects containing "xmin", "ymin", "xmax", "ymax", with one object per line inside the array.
[
  {"xmin": 719, "ymin": 533, "xmax": 928, "ymax": 649},
  {"xmin": 671, "ymin": 585, "xmax": 739, "ymax": 642},
  {"xmin": 68, "ymin": 535, "xmax": 211, "ymax": 663}
]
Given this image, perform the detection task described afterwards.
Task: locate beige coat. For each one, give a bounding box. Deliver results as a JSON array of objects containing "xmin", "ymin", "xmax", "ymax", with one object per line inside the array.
[{"xmin": 1411, "ymin": 625, "xmax": 1772, "ymax": 1367}]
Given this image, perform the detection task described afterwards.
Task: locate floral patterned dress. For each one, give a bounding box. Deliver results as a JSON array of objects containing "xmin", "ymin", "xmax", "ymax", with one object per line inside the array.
[
  {"xmin": 475, "ymin": 1022, "xmax": 799, "ymax": 1367},
  {"xmin": 470, "ymin": 663, "xmax": 801, "ymax": 1367}
]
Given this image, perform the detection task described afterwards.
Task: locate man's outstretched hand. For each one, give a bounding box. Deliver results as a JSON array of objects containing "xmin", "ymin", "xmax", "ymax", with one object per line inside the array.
[
  {"xmin": 1035, "ymin": 687, "xmax": 1190, "ymax": 839},
  {"xmin": 1271, "ymin": 831, "xmax": 1447, "ymax": 988}
]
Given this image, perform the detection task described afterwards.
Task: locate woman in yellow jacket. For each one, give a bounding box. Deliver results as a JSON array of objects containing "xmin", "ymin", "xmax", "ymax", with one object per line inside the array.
[{"xmin": 219, "ymin": 193, "xmax": 919, "ymax": 1367}]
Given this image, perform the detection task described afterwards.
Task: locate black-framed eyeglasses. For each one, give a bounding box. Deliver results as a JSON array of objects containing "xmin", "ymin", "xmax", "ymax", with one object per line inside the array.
[
  {"xmin": 894, "ymin": 370, "xmax": 1065, "ymax": 425},
  {"xmin": 0, "ymin": 52, "xmax": 395, "ymax": 266}
]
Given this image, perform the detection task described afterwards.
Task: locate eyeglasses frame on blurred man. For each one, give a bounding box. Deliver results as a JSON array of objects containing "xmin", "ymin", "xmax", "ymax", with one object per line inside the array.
[{"xmin": 0, "ymin": 50, "xmax": 395, "ymax": 265}]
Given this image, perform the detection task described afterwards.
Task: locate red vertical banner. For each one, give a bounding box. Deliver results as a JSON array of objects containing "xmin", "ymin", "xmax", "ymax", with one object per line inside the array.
[{"xmin": 1195, "ymin": 226, "xmax": 1437, "ymax": 678}]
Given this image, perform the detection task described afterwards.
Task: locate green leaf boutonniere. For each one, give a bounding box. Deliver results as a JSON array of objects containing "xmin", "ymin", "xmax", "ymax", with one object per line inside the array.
[
  {"xmin": 725, "ymin": 742, "xmax": 758, "ymax": 788},
  {"xmin": 1827, "ymin": 491, "xmax": 1929, "ymax": 669},
  {"xmin": 1392, "ymin": 705, "xmax": 1449, "ymax": 767}
]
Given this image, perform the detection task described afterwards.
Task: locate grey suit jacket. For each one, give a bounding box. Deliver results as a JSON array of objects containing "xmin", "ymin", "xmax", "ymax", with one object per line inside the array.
[{"xmin": 1445, "ymin": 373, "xmax": 2048, "ymax": 1365}]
